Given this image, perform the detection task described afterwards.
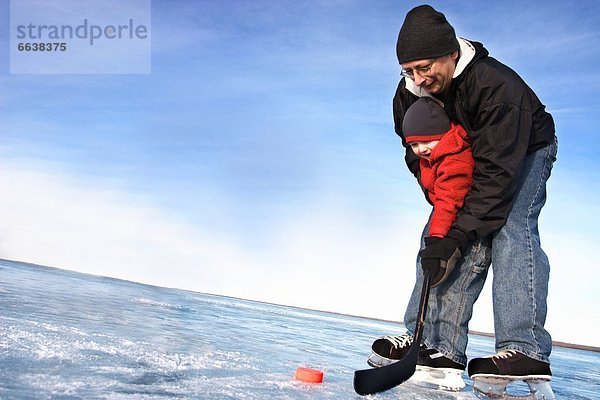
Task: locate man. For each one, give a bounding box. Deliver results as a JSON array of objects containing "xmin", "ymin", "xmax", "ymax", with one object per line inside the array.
[{"xmin": 368, "ymin": 5, "xmax": 557, "ymax": 392}]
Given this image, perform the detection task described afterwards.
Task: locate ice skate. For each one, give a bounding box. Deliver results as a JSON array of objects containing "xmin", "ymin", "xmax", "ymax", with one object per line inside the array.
[
  {"xmin": 368, "ymin": 333, "xmax": 419, "ymax": 367},
  {"xmin": 468, "ymin": 350, "xmax": 555, "ymax": 399},
  {"xmin": 368, "ymin": 334, "xmax": 466, "ymax": 391},
  {"xmin": 413, "ymin": 348, "xmax": 466, "ymax": 391}
]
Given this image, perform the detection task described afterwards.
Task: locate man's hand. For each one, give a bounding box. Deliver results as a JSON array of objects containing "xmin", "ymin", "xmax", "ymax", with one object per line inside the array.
[{"xmin": 419, "ymin": 236, "xmax": 463, "ymax": 287}]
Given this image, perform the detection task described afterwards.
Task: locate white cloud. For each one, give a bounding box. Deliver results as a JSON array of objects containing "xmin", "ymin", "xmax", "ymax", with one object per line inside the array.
[
  {"xmin": 0, "ymin": 160, "xmax": 422, "ymax": 317},
  {"xmin": 0, "ymin": 160, "xmax": 597, "ymax": 348},
  {"xmin": 0, "ymin": 161, "xmax": 240, "ymax": 290}
]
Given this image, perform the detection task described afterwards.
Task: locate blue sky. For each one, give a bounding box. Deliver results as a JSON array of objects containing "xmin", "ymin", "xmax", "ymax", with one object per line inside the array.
[{"xmin": 1, "ymin": 0, "xmax": 599, "ymax": 347}]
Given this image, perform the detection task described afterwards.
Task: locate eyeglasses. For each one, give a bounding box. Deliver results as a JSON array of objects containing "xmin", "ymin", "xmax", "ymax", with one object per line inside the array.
[{"xmin": 401, "ymin": 62, "xmax": 434, "ymax": 79}]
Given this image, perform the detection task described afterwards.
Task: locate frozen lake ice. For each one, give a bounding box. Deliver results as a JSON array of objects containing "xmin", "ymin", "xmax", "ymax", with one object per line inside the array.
[{"xmin": 1, "ymin": 259, "xmax": 598, "ymax": 399}]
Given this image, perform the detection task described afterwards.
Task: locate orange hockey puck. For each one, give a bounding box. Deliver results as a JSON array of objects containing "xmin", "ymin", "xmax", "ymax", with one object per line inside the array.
[{"xmin": 295, "ymin": 367, "xmax": 324, "ymax": 383}]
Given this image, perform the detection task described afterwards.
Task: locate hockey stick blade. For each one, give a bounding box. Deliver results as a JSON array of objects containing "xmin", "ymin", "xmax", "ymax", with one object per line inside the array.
[
  {"xmin": 353, "ymin": 339, "xmax": 419, "ymax": 395},
  {"xmin": 353, "ymin": 272, "xmax": 431, "ymax": 395}
]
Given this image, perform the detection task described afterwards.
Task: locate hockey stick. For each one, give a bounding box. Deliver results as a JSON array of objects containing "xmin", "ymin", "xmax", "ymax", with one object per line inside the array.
[{"xmin": 353, "ymin": 271, "xmax": 431, "ymax": 395}]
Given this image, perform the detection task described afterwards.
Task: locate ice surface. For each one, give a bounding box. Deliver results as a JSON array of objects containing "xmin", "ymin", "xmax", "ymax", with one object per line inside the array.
[{"xmin": 1, "ymin": 259, "xmax": 598, "ymax": 399}]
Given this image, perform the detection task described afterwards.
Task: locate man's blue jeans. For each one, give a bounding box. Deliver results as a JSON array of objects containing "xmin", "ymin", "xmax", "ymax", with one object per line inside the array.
[{"xmin": 403, "ymin": 139, "xmax": 558, "ymax": 366}]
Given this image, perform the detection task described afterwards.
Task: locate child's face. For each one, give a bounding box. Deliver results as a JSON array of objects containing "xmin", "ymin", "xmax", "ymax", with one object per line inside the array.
[{"xmin": 409, "ymin": 140, "xmax": 439, "ymax": 161}]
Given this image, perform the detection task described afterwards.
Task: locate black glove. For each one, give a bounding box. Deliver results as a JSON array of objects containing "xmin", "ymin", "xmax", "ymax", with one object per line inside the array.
[{"xmin": 419, "ymin": 230, "xmax": 467, "ymax": 287}]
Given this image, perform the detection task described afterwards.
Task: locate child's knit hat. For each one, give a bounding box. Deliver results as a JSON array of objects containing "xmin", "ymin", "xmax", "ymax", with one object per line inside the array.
[{"xmin": 402, "ymin": 97, "xmax": 451, "ymax": 143}]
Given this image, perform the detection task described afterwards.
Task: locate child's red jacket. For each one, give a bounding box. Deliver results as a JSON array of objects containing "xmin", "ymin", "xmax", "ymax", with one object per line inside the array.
[{"xmin": 420, "ymin": 123, "xmax": 474, "ymax": 238}]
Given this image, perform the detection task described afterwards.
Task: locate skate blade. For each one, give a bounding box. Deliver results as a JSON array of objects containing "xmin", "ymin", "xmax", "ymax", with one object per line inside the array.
[
  {"xmin": 366, "ymin": 352, "xmax": 395, "ymax": 368},
  {"xmin": 366, "ymin": 354, "xmax": 466, "ymax": 392},
  {"xmin": 367, "ymin": 353, "xmax": 391, "ymax": 368},
  {"xmin": 472, "ymin": 376, "xmax": 555, "ymax": 400},
  {"xmin": 409, "ymin": 366, "xmax": 466, "ymax": 392}
]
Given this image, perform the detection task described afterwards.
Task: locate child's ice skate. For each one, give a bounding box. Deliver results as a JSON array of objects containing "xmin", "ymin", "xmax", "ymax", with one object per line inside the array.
[
  {"xmin": 368, "ymin": 333, "xmax": 419, "ymax": 367},
  {"xmin": 468, "ymin": 350, "xmax": 555, "ymax": 399},
  {"xmin": 368, "ymin": 334, "xmax": 466, "ymax": 391}
]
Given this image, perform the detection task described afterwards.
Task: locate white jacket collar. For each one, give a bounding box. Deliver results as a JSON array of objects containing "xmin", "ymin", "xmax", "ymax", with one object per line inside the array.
[
  {"xmin": 404, "ymin": 37, "xmax": 476, "ymax": 99},
  {"xmin": 453, "ymin": 38, "xmax": 476, "ymax": 78}
]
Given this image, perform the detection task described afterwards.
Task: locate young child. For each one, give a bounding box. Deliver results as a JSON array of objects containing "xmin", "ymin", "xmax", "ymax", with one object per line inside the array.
[
  {"xmin": 368, "ymin": 96, "xmax": 476, "ymax": 374},
  {"xmin": 402, "ymin": 97, "xmax": 474, "ymax": 288},
  {"xmin": 403, "ymin": 96, "xmax": 474, "ymax": 240}
]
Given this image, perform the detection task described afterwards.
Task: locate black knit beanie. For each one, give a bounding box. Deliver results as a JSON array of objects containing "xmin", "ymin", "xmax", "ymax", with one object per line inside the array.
[
  {"xmin": 402, "ymin": 97, "xmax": 451, "ymax": 143},
  {"xmin": 396, "ymin": 5, "xmax": 459, "ymax": 64}
]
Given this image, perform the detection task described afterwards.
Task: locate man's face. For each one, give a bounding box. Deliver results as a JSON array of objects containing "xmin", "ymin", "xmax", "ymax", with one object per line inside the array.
[{"xmin": 401, "ymin": 51, "xmax": 458, "ymax": 95}]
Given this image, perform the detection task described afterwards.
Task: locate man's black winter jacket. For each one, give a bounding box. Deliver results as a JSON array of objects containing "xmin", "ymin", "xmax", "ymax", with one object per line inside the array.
[{"xmin": 393, "ymin": 39, "xmax": 556, "ymax": 240}]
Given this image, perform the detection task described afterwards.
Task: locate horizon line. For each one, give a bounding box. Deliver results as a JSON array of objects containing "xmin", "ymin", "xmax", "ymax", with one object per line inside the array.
[{"xmin": 3, "ymin": 257, "xmax": 598, "ymax": 353}]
